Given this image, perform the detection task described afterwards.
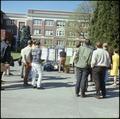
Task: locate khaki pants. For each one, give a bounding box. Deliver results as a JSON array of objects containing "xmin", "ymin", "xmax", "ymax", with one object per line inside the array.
[
  {"xmin": 23, "ymin": 63, "xmax": 31, "ymax": 84},
  {"xmin": 58, "ymin": 57, "xmax": 66, "ymax": 72}
]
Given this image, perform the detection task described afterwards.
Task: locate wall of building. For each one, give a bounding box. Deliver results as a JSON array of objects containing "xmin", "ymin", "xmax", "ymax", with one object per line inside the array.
[{"xmin": 2, "ymin": 9, "xmax": 90, "ymax": 48}]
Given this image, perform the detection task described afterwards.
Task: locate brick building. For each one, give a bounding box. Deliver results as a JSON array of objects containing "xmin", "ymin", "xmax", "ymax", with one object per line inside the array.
[{"xmin": 2, "ymin": 9, "xmax": 90, "ymax": 48}]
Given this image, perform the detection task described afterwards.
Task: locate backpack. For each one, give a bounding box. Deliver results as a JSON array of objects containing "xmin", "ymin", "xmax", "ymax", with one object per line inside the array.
[{"xmin": 43, "ymin": 62, "xmax": 54, "ymax": 71}]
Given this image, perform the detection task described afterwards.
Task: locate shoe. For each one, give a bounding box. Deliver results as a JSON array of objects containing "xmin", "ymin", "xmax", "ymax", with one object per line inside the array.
[
  {"xmin": 37, "ymin": 87, "xmax": 45, "ymax": 89},
  {"xmin": 111, "ymin": 83, "xmax": 117, "ymax": 87},
  {"xmin": 81, "ymin": 92, "xmax": 86, "ymax": 98},
  {"xmin": 9, "ymin": 73, "xmax": 13, "ymax": 75},
  {"xmin": 95, "ymin": 95, "xmax": 102, "ymax": 99},
  {"xmin": 23, "ymin": 83, "xmax": 30, "ymax": 87},
  {"xmin": 33, "ymin": 85, "xmax": 36, "ymax": 88},
  {"xmin": 102, "ymin": 95, "xmax": 106, "ymax": 98}
]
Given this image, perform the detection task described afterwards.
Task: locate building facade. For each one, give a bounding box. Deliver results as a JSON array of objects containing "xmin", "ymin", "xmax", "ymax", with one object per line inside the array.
[{"xmin": 2, "ymin": 9, "xmax": 90, "ymax": 48}]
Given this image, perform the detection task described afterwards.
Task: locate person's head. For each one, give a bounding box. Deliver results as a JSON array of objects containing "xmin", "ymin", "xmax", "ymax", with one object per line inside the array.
[
  {"xmin": 114, "ymin": 49, "xmax": 119, "ymax": 54},
  {"xmin": 103, "ymin": 43, "xmax": 108, "ymax": 50},
  {"xmin": 32, "ymin": 39, "xmax": 36, "ymax": 45},
  {"xmin": 27, "ymin": 40, "xmax": 32, "ymax": 46},
  {"xmin": 84, "ymin": 39, "xmax": 91, "ymax": 46},
  {"xmin": 76, "ymin": 41, "xmax": 81, "ymax": 48},
  {"xmin": 96, "ymin": 42, "xmax": 103, "ymax": 48},
  {"xmin": 35, "ymin": 41, "xmax": 41, "ymax": 47}
]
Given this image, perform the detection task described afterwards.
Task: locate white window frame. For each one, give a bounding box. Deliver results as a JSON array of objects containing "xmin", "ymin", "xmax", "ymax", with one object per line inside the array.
[
  {"xmin": 33, "ymin": 19, "xmax": 42, "ymax": 25},
  {"xmin": 45, "ymin": 30, "xmax": 54, "ymax": 36},
  {"xmin": 45, "ymin": 20, "xmax": 54, "ymax": 26},
  {"xmin": 33, "ymin": 29, "xmax": 41, "ymax": 35}
]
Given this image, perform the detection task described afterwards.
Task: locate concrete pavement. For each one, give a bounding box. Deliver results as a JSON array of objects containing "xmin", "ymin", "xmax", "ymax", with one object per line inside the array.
[{"xmin": 1, "ymin": 62, "xmax": 119, "ymax": 118}]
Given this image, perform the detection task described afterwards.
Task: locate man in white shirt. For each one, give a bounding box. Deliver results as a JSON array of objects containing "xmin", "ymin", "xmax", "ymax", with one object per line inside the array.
[{"xmin": 91, "ymin": 42, "xmax": 111, "ymax": 99}]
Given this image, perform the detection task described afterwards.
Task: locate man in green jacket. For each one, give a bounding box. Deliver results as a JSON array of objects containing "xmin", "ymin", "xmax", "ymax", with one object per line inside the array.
[{"xmin": 74, "ymin": 39, "xmax": 93, "ymax": 97}]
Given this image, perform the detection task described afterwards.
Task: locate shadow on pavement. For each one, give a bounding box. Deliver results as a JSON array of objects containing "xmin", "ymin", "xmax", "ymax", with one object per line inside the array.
[
  {"xmin": 43, "ymin": 76, "xmax": 70, "ymax": 80},
  {"xmin": 43, "ymin": 82, "xmax": 75, "ymax": 89},
  {"xmin": 2, "ymin": 83, "xmax": 32, "ymax": 91}
]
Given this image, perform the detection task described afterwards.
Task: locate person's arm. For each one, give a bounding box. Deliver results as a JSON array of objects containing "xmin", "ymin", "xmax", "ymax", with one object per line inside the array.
[
  {"xmin": 74, "ymin": 49, "xmax": 79, "ymax": 64},
  {"xmin": 91, "ymin": 51, "xmax": 97, "ymax": 68}
]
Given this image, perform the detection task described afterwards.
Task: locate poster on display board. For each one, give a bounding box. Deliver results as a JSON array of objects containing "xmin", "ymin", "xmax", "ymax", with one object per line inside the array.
[
  {"xmin": 48, "ymin": 48, "xmax": 56, "ymax": 61},
  {"xmin": 66, "ymin": 48, "xmax": 73, "ymax": 56},
  {"xmin": 41, "ymin": 47, "xmax": 48, "ymax": 61}
]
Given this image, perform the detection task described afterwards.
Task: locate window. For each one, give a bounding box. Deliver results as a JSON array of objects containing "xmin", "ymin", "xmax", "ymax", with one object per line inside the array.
[
  {"xmin": 33, "ymin": 29, "xmax": 41, "ymax": 35},
  {"xmin": 57, "ymin": 21, "xmax": 65, "ymax": 27},
  {"xmin": 69, "ymin": 32, "xmax": 75, "ymax": 37},
  {"xmin": 56, "ymin": 30, "xmax": 65, "ymax": 36},
  {"xmin": 6, "ymin": 19, "xmax": 15, "ymax": 25},
  {"xmin": 44, "ymin": 39, "xmax": 53, "ymax": 46},
  {"xmin": 57, "ymin": 40, "xmax": 64, "ymax": 46},
  {"xmin": 45, "ymin": 30, "xmax": 54, "ymax": 36},
  {"xmin": 33, "ymin": 19, "xmax": 42, "ymax": 25},
  {"xmin": 45, "ymin": 20, "xmax": 54, "ymax": 26}
]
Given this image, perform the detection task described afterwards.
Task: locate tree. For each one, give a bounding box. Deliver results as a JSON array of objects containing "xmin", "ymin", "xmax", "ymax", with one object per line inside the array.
[
  {"xmin": 65, "ymin": 1, "xmax": 97, "ymax": 41},
  {"xmin": 89, "ymin": 1, "xmax": 119, "ymax": 49},
  {"xmin": 19, "ymin": 25, "xmax": 31, "ymax": 49}
]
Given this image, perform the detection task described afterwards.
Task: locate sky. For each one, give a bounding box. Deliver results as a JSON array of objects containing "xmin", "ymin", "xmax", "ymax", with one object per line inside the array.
[{"xmin": 1, "ymin": 1, "xmax": 82, "ymax": 13}]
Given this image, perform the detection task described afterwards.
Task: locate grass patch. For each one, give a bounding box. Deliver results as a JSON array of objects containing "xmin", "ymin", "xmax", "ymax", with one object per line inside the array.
[{"xmin": 11, "ymin": 52, "xmax": 21, "ymax": 60}]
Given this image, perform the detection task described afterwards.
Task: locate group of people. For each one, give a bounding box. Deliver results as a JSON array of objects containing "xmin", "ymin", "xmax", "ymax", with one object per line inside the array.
[
  {"xmin": 20, "ymin": 40, "xmax": 44, "ymax": 89},
  {"xmin": 74, "ymin": 39, "xmax": 119, "ymax": 99},
  {"xmin": 1, "ymin": 38, "xmax": 119, "ymax": 99}
]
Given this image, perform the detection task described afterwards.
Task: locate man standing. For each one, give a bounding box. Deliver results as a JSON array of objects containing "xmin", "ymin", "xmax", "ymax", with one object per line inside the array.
[
  {"xmin": 59, "ymin": 49, "xmax": 66, "ymax": 72},
  {"xmin": 21, "ymin": 40, "xmax": 32, "ymax": 86},
  {"xmin": 31, "ymin": 41, "xmax": 44, "ymax": 89},
  {"xmin": 91, "ymin": 42, "xmax": 111, "ymax": 99},
  {"xmin": 74, "ymin": 39, "xmax": 93, "ymax": 97},
  {"xmin": 1, "ymin": 39, "xmax": 8, "ymax": 90}
]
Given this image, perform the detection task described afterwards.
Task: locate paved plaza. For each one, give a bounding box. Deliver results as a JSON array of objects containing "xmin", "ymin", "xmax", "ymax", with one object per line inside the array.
[{"xmin": 1, "ymin": 62, "xmax": 119, "ymax": 118}]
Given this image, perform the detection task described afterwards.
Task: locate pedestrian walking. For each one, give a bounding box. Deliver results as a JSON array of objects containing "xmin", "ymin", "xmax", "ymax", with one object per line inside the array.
[
  {"xmin": 58, "ymin": 49, "xmax": 66, "ymax": 72},
  {"xmin": 102, "ymin": 43, "xmax": 111, "ymax": 83},
  {"xmin": 110, "ymin": 49, "xmax": 119, "ymax": 87},
  {"xmin": 21, "ymin": 40, "xmax": 32, "ymax": 86},
  {"xmin": 31, "ymin": 41, "xmax": 44, "ymax": 89},
  {"xmin": 0, "ymin": 39, "xmax": 11, "ymax": 90},
  {"xmin": 91, "ymin": 42, "xmax": 111, "ymax": 99},
  {"xmin": 74, "ymin": 39, "xmax": 93, "ymax": 97}
]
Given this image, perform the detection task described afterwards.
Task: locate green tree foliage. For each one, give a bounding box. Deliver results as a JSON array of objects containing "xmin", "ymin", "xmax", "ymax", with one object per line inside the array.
[
  {"xmin": 89, "ymin": 1, "xmax": 119, "ymax": 49},
  {"xmin": 19, "ymin": 25, "xmax": 31, "ymax": 49}
]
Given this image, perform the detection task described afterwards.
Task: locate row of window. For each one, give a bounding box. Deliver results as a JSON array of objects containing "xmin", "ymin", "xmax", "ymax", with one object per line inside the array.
[
  {"xmin": 33, "ymin": 29, "xmax": 65, "ymax": 36},
  {"xmin": 6, "ymin": 19, "xmax": 15, "ymax": 25},
  {"xmin": 44, "ymin": 39, "xmax": 75, "ymax": 47},
  {"xmin": 33, "ymin": 19, "xmax": 66, "ymax": 27}
]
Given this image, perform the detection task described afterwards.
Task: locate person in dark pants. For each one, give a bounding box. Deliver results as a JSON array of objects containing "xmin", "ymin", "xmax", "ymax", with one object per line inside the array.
[
  {"xmin": 0, "ymin": 39, "xmax": 11, "ymax": 90},
  {"xmin": 74, "ymin": 39, "xmax": 93, "ymax": 97},
  {"xmin": 91, "ymin": 42, "xmax": 111, "ymax": 99}
]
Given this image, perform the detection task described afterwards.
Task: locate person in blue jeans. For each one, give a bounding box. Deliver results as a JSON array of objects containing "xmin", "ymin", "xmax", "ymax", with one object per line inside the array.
[{"xmin": 74, "ymin": 39, "xmax": 93, "ymax": 97}]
